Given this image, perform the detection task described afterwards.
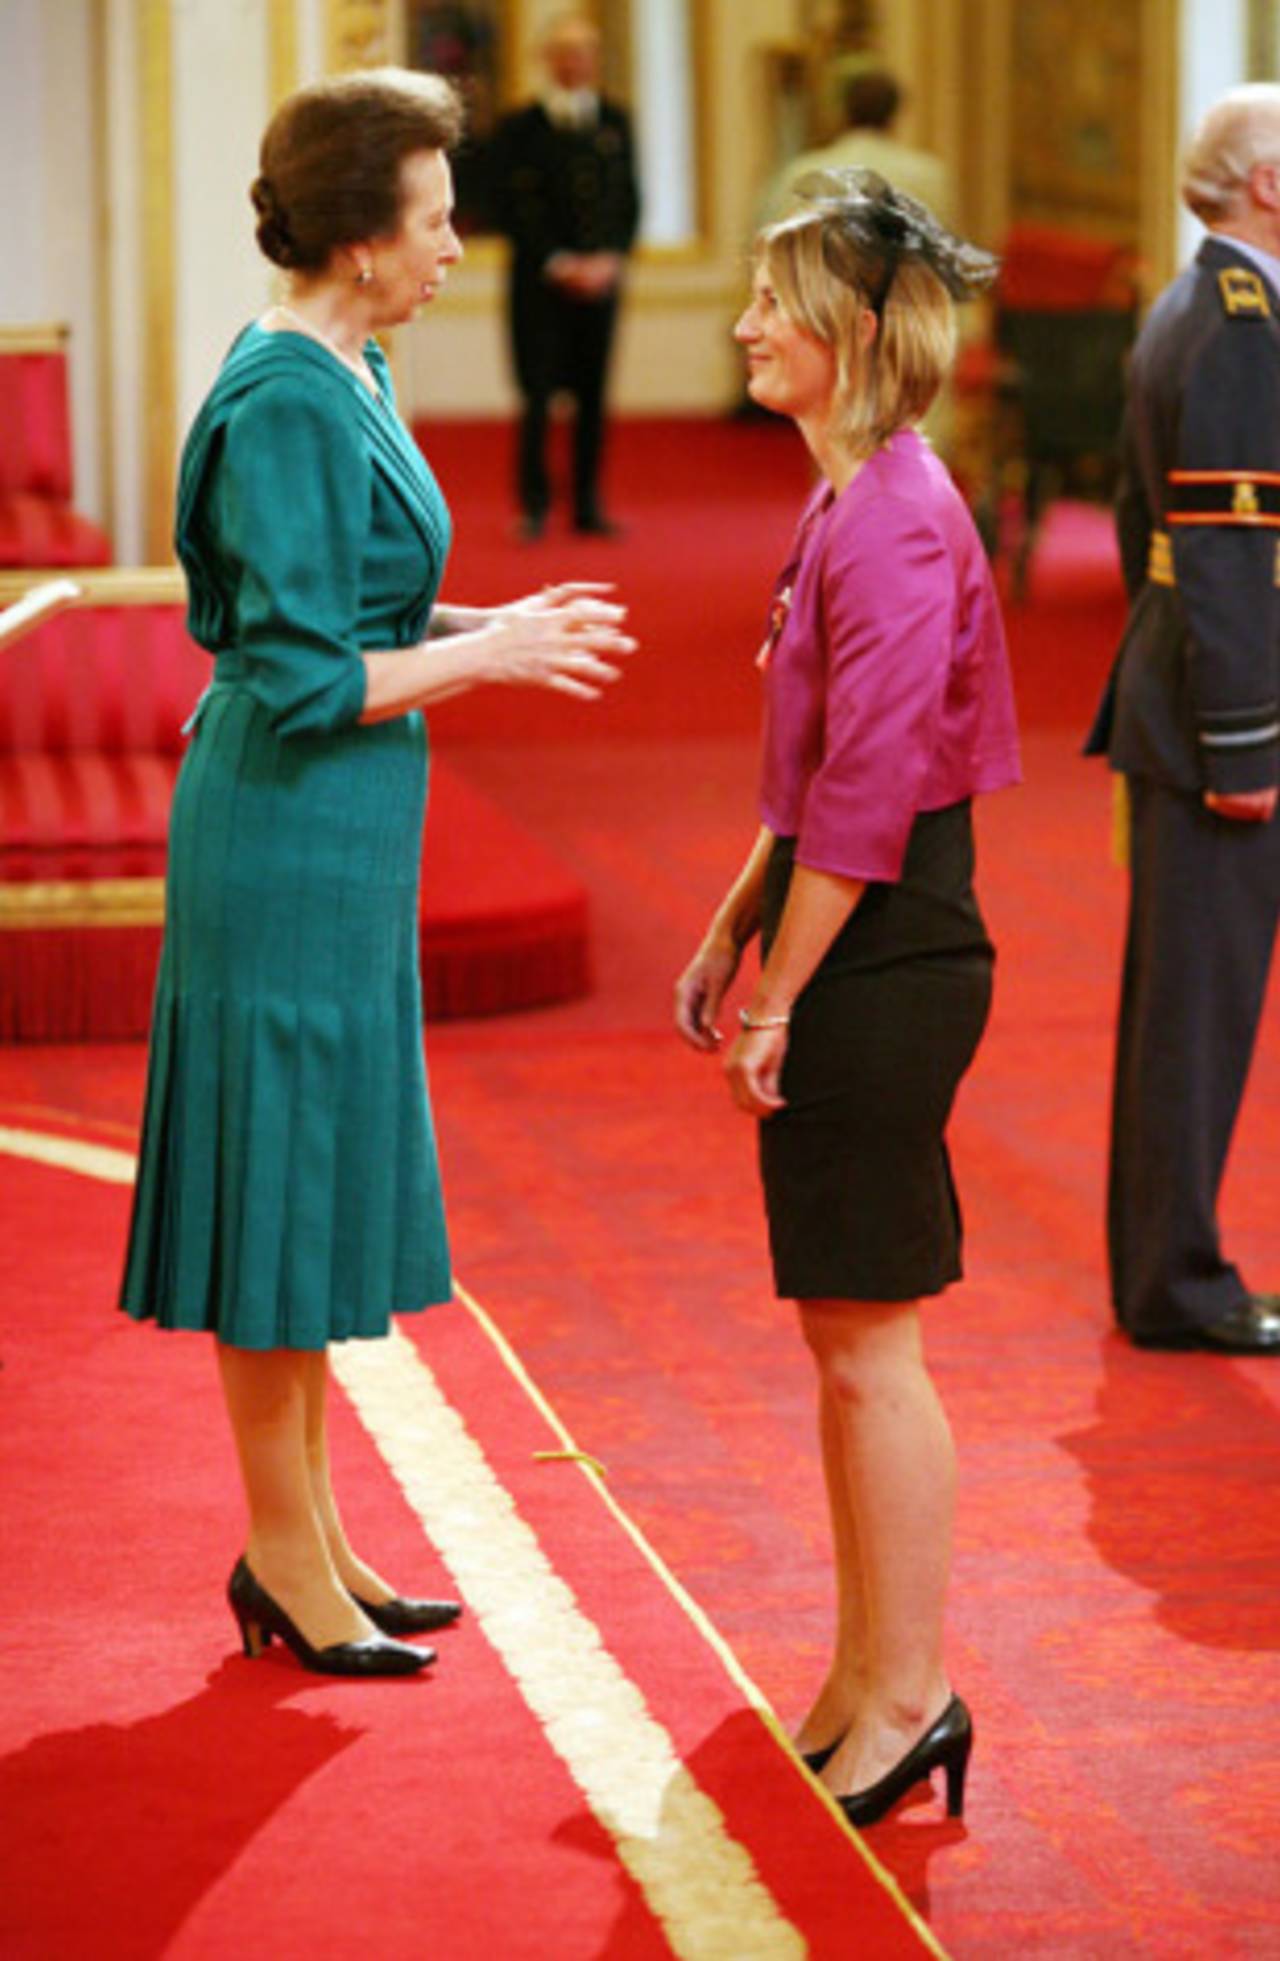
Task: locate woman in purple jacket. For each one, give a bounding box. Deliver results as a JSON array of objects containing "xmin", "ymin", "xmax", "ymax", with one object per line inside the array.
[{"xmin": 676, "ymin": 172, "xmax": 1019, "ymax": 1827}]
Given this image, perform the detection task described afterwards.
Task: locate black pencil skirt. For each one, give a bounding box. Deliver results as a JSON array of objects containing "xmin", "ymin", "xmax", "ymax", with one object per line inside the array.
[{"xmin": 758, "ymin": 808, "xmax": 994, "ymax": 1303}]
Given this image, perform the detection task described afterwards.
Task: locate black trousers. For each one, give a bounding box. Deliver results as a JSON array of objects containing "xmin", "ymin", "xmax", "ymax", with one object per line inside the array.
[
  {"xmin": 510, "ymin": 283, "xmax": 618, "ymax": 523},
  {"xmin": 1107, "ymin": 776, "xmax": 1280, "ymax": 1337}
]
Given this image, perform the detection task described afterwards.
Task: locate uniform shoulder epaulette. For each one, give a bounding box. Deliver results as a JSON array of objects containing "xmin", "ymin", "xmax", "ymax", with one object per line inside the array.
[{"xmin": 1218, "ymin": 266, "xmax": 1271, "ymax": 318}]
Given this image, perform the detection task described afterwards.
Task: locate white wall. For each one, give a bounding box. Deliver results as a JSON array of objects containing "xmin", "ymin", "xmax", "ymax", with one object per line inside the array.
[
  {"xmin": 0, "ymin": 0, "xmax": 103, "ymax": 524},
  {"xmin": 171, "ymin": 0, "xmax": 273, "ymax": 436},
  {"xmin": 0, "ymin": 0, "xmax": 47, "ymax": 318},
  {"xmin": 633, "ymin": 0, "xmax": 697, "ymax": 246},
  {"xmin": 1178, "ymin": 0, "xmax": 1249, "ymax": 262}
]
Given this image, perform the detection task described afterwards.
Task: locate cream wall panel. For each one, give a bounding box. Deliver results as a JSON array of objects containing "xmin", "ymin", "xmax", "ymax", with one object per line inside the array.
[
  {"xmin": 297, "ymin": 0, "xmax": 327, "ymax": 87},
  {"xmin": 171, "ymin": 1, "xmax": 273, "ymax": 437},
  {"xmin": 612, "ymin": 304, "xmax": 741, "ymax": 409},
  {"xmin": 402, "ymin": 295, "xmax": 513, "ymax": 417},
  {"xmin": 0, "ymin": 2, "xmax": 44, "ymax": 315},
  {"xmin": 43, "ymin": 0, "xmax": 102, "ymax": 524}
]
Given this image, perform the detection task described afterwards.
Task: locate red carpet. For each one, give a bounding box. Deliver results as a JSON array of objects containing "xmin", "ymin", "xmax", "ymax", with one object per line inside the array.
[
  {"xmin": 413, "ymin": 415, "xmax": 814, "ymax": 748},
  {"xmin": 3, "ymin": 419, "xmax": 1279, "ymax": 1957},
  {"xmin": 0, "ymin": 1137, "xmax": 929, "ymax": 1959}
]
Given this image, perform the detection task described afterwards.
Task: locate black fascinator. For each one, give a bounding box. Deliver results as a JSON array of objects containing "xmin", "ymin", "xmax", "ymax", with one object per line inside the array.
[{"xmin": 791, "ymin": 167, "xmax": 999, "ymax": 316}]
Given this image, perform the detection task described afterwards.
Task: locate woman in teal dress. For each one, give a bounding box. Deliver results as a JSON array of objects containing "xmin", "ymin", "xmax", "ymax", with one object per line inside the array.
[{"xmin": 120, "ymin": 69, "xmax": 633, "ymax": 1677}]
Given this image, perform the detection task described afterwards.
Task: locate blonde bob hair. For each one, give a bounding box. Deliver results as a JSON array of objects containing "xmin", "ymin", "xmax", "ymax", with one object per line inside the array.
[{"xmin": 756, "ymin": 210, "xmax": 957, "ymax": 456}]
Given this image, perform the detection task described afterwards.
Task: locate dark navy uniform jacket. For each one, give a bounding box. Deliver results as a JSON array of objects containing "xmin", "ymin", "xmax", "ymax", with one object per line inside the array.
[
  {"xmin": 487, "ymin": 100, "xmax": 640, "ymax": 282},
  {"xmin": 1087, "ymin": 235, "xmax": 1280, "ymax": 796}
]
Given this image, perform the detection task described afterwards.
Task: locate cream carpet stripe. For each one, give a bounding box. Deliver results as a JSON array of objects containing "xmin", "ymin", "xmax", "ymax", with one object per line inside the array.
[
  {"xmin": 332, "ymin": 1326, "xmax": 806, "ymax": 1960},
  {"xmin": 0, "ymin": 1125, "xmax": 137, "ymax": 1184}
]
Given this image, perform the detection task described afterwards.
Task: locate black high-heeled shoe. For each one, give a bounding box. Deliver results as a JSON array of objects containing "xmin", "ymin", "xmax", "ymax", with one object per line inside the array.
[
  {"xmin": 800, "ymin": 1737, "xmax": 843, "ymax": 1775},
  {"xmin": 837, "ymin": 1694, "xmax": 972, "ymax": 1828},
  {"xmin": 228, "ymin": 1558, "xmax": 435, "ymax": 1677},
  {"xmin": 349, "ymin": 1591, "xmax": 462, "ymax": 1636}
]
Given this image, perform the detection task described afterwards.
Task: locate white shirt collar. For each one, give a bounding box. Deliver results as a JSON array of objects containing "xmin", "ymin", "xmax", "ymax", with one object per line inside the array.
[
  {"xmin": 1212, "ymin": 230, "xmax": 1280, "ymax": 295},
  {"xmin": 543, "ymin": 86, "xmax": 598, "ymax": 130}
]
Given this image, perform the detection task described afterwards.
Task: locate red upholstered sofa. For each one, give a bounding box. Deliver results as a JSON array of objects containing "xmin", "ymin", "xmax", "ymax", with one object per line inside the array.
[
  {"xmin": 0, "ymin": 571, "xmax": 590, "ymax": 1039},
  {"xmin": 0, "ymin": 325, "xmax": 113, "ymax": 569}
]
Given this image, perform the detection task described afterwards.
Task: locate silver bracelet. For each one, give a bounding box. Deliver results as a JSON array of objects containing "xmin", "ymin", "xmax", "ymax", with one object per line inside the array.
[{"xmin": 739, "ymin": 1007, "xmax": 790, "ymax": 1030}]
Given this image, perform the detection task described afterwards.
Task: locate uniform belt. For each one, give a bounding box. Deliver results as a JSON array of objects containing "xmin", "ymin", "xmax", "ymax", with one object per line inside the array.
[{"xmin": 1147, "ymin": 530, "xmax": 1174, "ymax": 586}]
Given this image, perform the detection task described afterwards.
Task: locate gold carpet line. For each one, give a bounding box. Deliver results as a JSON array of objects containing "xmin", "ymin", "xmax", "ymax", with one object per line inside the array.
[
  {"xmin": 332, "ymin": 1326, "xmax": 807, "ymax": 1960},
  {"xmin": 455, "ymin": 1282, "xmax": 947, "ymax": 1961}
]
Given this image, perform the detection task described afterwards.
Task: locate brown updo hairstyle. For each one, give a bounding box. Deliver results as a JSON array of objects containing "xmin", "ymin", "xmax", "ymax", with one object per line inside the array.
[
  {"xmin": 251, "ymin": 67, "xmax": 463, "ymax": 273},
  {"xmin": 757, "ymin": 212, "xmax": 956, "ymax": 457}
]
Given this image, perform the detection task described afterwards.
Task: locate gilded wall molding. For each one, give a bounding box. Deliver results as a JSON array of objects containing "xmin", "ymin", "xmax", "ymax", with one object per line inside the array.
[
  {"xmin": 268, "ymin": 0, "xmax": 300, "ymax": 104},
  {"xmin": 138, "ymin": 0, "xmax": 176, "ymax": 564},
  {"xmin": 1139, "ymin": 0, "xmax": 1179, "ymax": 297},
  {"xmin": 89, "ymin": 0, "xmax": 116, "ymax": 548},
  {"xmin": 326, "ymin": 0, "xmax": 396, "ymax": 72},
  {"xmin": 0, "ymin": 324, "xmax": 70, "ymax": 355}
]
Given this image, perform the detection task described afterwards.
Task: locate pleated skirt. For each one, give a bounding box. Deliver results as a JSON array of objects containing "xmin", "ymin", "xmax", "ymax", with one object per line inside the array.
[
  {"xmin": 757, "ymin": 811, "xmax": 994, "ymax": 1304},
  {"xmin": 120, "ymin": 685, "xmax": 451, "ymax": 1349}
]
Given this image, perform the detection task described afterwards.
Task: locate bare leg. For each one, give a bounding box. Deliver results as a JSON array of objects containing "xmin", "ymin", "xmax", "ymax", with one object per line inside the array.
[
  {"xmin": 217, "ymin": 1343, "xmax": 372, "ymax": 1649},
  {"xmin": 302, "ymin": 1352, "xmax": 397, "ymax": 1604},
  {"xmin": 792, "ymin": 1380, "xmax": 871, "ymax": 1754},
  {"xmin": 798, "ymin": 1300, "xmax": 956, "ymax": 1797}
]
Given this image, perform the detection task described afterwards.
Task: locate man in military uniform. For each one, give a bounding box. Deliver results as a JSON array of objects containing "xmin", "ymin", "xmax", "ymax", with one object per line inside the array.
[
  {"xmin": 488, "ymin": 11, "xmax": 640, "ymax": 538},
  {"xmin": 1087, "ymin": 85, "xmax": 1280, "ymax": 1352}
]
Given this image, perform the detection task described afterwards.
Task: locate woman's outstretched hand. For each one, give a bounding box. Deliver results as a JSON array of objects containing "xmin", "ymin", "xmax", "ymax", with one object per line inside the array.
[
  {"xmin": 496, "ymin": 581, "xmax": 616, "ymax": 620},
  {"xmin": 488, "ymin": 583, "xmax": 636, "ymax": 699},
  {"xmin": 673, "ymin": 939, "xmax": 742, "ymax": 1053}
]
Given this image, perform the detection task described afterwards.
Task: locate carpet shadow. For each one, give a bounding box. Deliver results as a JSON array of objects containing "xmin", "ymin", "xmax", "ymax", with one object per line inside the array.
[
  {"xmin": 0, "ymin": 1656, "xmax": 367, "ymax": 1958},
  {"xmin": 1060, "ymin": 1332, "xmax": 1280, "ymax": 1651},
  {"xmin": 549, "ymin": 1708, "xmax": 959, "ymax": 1955},
  {"xmin": 855, "ymin": 1800, "xmax": 968, "ymax": 1922}
]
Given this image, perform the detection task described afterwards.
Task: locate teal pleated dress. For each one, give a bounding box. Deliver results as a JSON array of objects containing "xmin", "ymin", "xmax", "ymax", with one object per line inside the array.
[{"xmin": 120, "ymin": 325, "xmax": 453, "ymax": 1349}]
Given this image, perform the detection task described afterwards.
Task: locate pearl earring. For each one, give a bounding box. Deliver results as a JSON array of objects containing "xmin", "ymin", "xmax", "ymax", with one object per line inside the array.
[{"xmin": 356, "ymin": 267, "xmax": 373, "ymax": 286}]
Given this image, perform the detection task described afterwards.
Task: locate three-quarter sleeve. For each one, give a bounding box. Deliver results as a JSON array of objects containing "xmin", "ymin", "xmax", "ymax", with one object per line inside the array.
[
  {"xmin": 796, "ymin": 497, "xmax": 955, "ymax": 882},
  {"xmin": 216, "ymin": 378, "xmax": 371, "ymax": 736}
]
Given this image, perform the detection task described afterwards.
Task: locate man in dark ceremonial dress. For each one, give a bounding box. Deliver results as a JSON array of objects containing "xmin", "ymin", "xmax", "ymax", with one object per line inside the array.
[
  {"xmin": 1088, "ymin": 86, "xmax": 1280, "ymax": 1352},
  {"xmin": 488, "ymin": 10, "xmax": 640, "ymax": 537}
]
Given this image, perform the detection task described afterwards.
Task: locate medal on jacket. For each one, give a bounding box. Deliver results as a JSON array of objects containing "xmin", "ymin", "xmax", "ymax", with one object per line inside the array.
[{"xmin": 757, "ymin": 584, "xmax": 792, "ymax": 671}]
